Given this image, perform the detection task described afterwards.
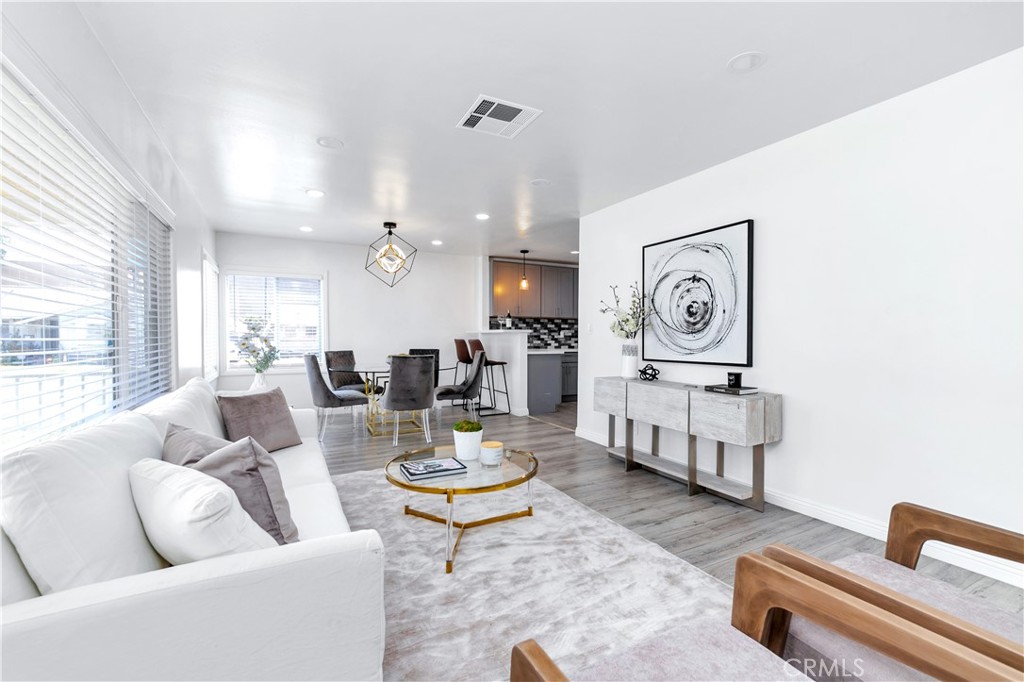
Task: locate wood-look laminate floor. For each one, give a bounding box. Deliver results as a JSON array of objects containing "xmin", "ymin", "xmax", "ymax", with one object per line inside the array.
[{"xmin": 321, "ymin": 403, "xmax": 1022, "ymax": 613}]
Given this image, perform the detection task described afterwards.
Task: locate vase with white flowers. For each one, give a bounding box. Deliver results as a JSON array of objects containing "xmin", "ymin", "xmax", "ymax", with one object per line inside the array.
[
  {"xmin": 599, "ymin": 283, "xmax": 652, "ymax": 379},
  {"xmin": 236, "ymin": 318, "xmax": 280, "ymax": 391}
]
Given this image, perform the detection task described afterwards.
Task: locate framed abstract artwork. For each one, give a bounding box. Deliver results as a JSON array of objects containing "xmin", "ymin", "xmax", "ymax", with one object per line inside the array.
[{"xmin": 642, "ymin": 219, "xmax": 753, "ymax": 366}]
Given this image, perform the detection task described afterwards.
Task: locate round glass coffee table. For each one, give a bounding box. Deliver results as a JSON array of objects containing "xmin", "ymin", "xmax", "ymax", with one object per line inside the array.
[{"xmin": 385, "ymin": 445, "xmax": 538, "ymax": 573}]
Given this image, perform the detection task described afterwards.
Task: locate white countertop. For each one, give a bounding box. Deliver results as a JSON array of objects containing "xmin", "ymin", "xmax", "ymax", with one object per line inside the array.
[
  {"xmin": 475, "ymin": 329, "xmax": 530, "ymax": 334},
  {"xmin": 527, "ymin": 348, "xmax": 578, "ymax": 355}
]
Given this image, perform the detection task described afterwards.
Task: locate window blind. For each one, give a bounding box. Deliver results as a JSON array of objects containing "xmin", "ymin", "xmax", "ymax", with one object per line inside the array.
[
  {"xmin": 1, "ymin": 66, "xmax": 173, "ymax": 452},
  {"xmin": 202, "ymin": 254, "xmax": 219, "ymax": 380},
  {"xmin": 224, "ymin": 273, "xmax": 323, "ymax": 369}
]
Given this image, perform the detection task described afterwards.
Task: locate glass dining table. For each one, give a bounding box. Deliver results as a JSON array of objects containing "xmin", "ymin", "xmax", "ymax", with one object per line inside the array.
[{"xmin": 328, "ymin": 361, "xmax": 424, "ymax": 437}]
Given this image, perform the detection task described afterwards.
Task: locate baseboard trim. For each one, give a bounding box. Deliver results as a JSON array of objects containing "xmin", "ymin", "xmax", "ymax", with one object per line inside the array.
[{"xmin": 574, "ymin": 426, "xmax": 1023, "ymax": 585}]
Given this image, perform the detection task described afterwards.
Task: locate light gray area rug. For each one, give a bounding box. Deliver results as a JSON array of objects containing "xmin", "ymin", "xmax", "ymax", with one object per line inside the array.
[{"xmin": 334, "ymin": 471, "xmax": 803, "ymax": 681}]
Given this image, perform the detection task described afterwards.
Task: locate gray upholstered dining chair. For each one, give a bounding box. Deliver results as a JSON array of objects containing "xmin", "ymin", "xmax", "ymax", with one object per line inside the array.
[
  {"xmin": 435, "ymin": 350, "xmax": 486, "ymax": 422},
  {"xmin": 408, "ymin": 348, "xmax": 456, "ymax": 428},
  {"xmin": 324, "ymin": 350, "xmax": 383, "ymax": 395},
  {"xmin": 380, "ymin": 354, "xmax": 435, "ymax": 446},
  {"xmin": 304, "ymin": 354, "xmax": 369, "ymax": 440}
]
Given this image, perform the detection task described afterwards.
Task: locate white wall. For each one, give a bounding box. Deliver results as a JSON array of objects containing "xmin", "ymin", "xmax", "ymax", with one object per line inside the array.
[
  {"xmin": 577, "ymin": 50, "xmax": 1023, "ymax": 583},
  {"xmin": 2, "ymin": 4, "xmax": 217, "ymax": 384},
  {"xmin": 215, "ymin": 233, "xmax": 484, "ymax": 408}
]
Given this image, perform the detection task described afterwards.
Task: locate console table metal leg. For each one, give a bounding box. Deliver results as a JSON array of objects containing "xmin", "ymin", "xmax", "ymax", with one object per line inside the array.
[
  {"xmin": 716, "ymin": 441, "xmax": 725, "ymax": 477},
  {"xmin": 687, "ymin": 434, "xmax": 703, "ymax": 495},
  {"xmin": 607, "ymin": 414, "xmax": 615, "ymax": 448},
  {"xmin": 624, "ymin": 418, "xmax": 640, "ymax": 471},
  {"xmin": 651, "ymin": 425, "xmax": 660, "ymax": 457},
  {"xmin": 751, "ymin": 444, "xmax": 765, "ymax": 512}
]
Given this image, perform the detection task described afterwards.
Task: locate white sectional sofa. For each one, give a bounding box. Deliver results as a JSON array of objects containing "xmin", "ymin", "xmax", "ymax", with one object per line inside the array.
[{"xmin": 1, "ymin": 378, "xmax": 385, "ymax": 681}]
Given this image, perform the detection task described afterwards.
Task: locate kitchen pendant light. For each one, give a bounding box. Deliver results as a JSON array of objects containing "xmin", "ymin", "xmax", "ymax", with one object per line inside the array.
[
  {"xmin": 366, "ymin": 222, "xmax": 417, "ymax": 287},
  {"xmin": 519, "ymin": 249, "xmax": 530, "ymax": 291}
]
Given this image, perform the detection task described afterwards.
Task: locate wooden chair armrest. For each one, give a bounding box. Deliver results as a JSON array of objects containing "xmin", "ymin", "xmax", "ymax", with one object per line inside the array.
[
  {"xmin": 511, "ymin": 639, "xmax": 569, "ymax": 682},
  {"xmin": 762, "ymin": 544, "xmax": 1023, "ymax": 671},
  {"xmin": 886, "ymin": 502, "xmax": 1024, "ymax": 569},
  {"xmin": 731, "ymin": 552, "xmax": 1020, "ymax": 681}
]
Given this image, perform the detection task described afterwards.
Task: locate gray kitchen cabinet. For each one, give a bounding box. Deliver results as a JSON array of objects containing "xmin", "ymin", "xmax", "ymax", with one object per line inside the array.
[
  {"xmin": 561, "ymin": 352, "xmax": 578, "ymax": 400},
  {"xmin": 519, "ymin": 264, "xmax": 543, "ymax": 317},
  {"xmin": 572, "ymin": 268, "xmax": 579, "ymax": 318},
  {"xmin": 540, "ymin": 265, "xmax": 577, "ymax": 318},
  {"xmin": 492, "ymin": 260, "xmax": 577, "ymax": 318},
  {"xmin": 527, "ymin": 354, "xmax": 561, "ymax": 414},
  {"xmin": 492, "ymin": 261, "xmax": 520, "ymax": 316}
]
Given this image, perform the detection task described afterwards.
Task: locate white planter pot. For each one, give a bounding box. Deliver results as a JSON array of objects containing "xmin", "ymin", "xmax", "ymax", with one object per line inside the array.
[
  {"xmin": 249, "ymin": 372, "xmax": 269, "ymax": 392},
  {"xmin": 620, "ymin": 341, "xmax": 639, "ymax": 379},
  {"xmin": 452, "ymin": 429, "xmax": 483, "ymax": 461}
]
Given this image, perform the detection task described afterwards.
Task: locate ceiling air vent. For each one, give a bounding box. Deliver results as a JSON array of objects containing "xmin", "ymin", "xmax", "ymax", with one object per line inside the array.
[{"xmin": 457, "ymin": 95, "xmax": 542, "ymax": 139}]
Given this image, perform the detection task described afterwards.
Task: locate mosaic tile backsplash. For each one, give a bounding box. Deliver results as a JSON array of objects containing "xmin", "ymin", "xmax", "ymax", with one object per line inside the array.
[{"xmin": 488, "ymin": 317, "xmax": 579, "ymax": 349}]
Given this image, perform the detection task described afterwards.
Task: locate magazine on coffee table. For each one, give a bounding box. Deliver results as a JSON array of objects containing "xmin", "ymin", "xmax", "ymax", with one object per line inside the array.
[{"xmin": 400, "ymin": 457, "xmax": 468, "ymax": 481}]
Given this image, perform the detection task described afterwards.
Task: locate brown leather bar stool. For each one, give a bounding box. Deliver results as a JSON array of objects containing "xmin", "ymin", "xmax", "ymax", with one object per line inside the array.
[
  {"xmin": 453, "ymin": 339, "xmax": 474, "ymax": 385},
  {"xmin": 467, "ymin": 338, "xmax": 510, "ymax": 416}
]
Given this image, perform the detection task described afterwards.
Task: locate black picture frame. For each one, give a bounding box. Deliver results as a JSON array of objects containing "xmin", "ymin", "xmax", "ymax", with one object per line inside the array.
[{"xmin": 642, "ymin": 219, "xmax": 754, "ymax": 367}]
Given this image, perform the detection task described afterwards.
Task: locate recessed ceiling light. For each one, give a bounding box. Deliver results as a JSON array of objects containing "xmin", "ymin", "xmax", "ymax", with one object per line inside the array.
[
  {"xmin": 475, "ymin": 213, "xmax": 490, "ymax": 221},
  {"xmin": 529, "ymin": 178, "xmax": 552, "ymax": 187},
  {"xmin": 727, "ymin": 51, "xmax": 767, "ymax": 73},
  {"xmin": 316, "ymin": 136, "xmax": 344, "ymax": 149},
  {"xmin": 570, "ymin": 250, "xmax": 580, "ymax": 255},
  {"xmin": 305, "ymin": 188, "xmax": 325, "ymax": 198},
  {"xmin": 431, "ymin": 240, "xmax": 443, "ymax": 246},
  {"xmin": 299, "ymin": 226, "xmax": 313, "ymax": 233}
]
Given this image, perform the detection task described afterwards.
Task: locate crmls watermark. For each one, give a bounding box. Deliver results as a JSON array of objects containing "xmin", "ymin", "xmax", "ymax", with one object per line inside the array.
[{"xmin": 784, "ymin": 657, "xmax": 866, "ymax": 678}]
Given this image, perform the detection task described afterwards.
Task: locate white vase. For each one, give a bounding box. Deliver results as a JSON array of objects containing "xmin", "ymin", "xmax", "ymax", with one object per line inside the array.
[
  {"xmin": 620, "ymin": 341, "xmax": 639, "ymax": 379},
  {"xmin": 452, "ymin": 429, "xmax": 483, "ymax": 461},
  {"xmin": 249, "ymin": 372, "xmax": 269, "ymax": 392}
]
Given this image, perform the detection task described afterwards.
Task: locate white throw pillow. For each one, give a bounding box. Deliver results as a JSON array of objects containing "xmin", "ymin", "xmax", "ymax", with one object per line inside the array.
[
  {"xmin": 129, "ymin": 459, "xmax": 278, "ymax": 565},
  {"xmin": 0, "ymin": 412, "xmax": 167, "ymax": 595}
]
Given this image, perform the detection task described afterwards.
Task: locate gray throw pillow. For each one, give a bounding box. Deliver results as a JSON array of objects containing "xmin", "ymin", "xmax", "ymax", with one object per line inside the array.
[
  {"xmin": 161, "ymin": 424, "xmax": 299, "ymax": 544},
  {"xmin": 217, "ymin": 388, "xmax": 302, "ymax": 453}
]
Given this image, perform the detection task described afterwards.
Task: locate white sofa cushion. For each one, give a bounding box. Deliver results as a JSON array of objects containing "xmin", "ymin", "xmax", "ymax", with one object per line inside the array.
[
  {"xmin": 286, "ymin": 482, "xmax": 351, "ymax": 539},
  {"xmin": 129, "ymin": 459, "xmax": 278, "ymax": 565},
  {"xmin": 136, "ymin": 377, "xmax": 226, "ymax": 439},
  {"xmin": 0, "ymin": 412, "xmax": 167, "ymax": 595}
]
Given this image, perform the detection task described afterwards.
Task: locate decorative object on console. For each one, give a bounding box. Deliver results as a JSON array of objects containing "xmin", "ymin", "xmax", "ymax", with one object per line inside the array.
[
  {"xmin": 366, "ymin": 221, "xmax": 417, "ymax": 287},
  {"xmin": 599, "ymin": 282, "xmax": 652, "ymax": 379},
  {"xmin": 452, "ymin": 420, "xmax": 483, "ymax": 460},
  {"xmin": 705, "ymin": 384, "xmax": 758, "ymax": 395},
  {"xmin": 217, "ymin": 387, "xmax": 302, "ymax": 452},
  {"xmin": 480, "ymin": 441, "xmax": 504, "ymax": 467},
  {"xmin": 639, "ymin": 364, "xmax": 661, "ymax": 381},
  {"xmin": 236, "ymin": 317, "xmax": 279, "ymax": 391},
  {"xmin": 728, "ymin": 372, "xmax": 742, "ymax": 388},
  {"xmin": 643, "ymin": 219, "xmax": 753, "ymax": 367}
]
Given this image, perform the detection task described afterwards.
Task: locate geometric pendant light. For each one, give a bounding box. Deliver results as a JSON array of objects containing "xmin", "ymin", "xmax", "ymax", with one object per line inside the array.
[{"xmin": 365, "ymin": 221, "xmax": 417, "ymax": 287}]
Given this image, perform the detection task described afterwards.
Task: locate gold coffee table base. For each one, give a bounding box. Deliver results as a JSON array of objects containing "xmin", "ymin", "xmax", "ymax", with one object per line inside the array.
[{"xmin": 404, "ymin": 503, "xmax": 534, "ymax": 573}]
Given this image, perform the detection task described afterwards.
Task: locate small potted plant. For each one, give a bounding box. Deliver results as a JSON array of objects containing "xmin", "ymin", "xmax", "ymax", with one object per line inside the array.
[{"xmin": 452, "ymin": 420, "xmax": 483, "ymax": 461}]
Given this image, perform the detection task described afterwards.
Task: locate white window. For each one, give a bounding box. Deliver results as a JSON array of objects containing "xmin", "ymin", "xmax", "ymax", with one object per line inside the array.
[
  {"xmin": 202, "ymin": 252, "xmax": 219, "ymax": 380},
  {"xmin": 1, "ymin": 66, "xmax": 173, "ymax": 452},
  {"xmin": 223, "ymin": 273, "xmax": 323, "ymax": 370}
]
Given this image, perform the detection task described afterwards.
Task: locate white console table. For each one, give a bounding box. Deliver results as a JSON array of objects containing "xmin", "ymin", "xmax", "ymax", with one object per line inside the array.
[{"xmin": 594, "ymin": 377, "xmax": 782, "ymax": 512}]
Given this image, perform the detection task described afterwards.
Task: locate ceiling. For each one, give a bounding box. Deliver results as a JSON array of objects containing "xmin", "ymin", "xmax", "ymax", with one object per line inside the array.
[{"xmin": 75, "ymin": 2, "xmax": 1022, "ymax": 262}]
